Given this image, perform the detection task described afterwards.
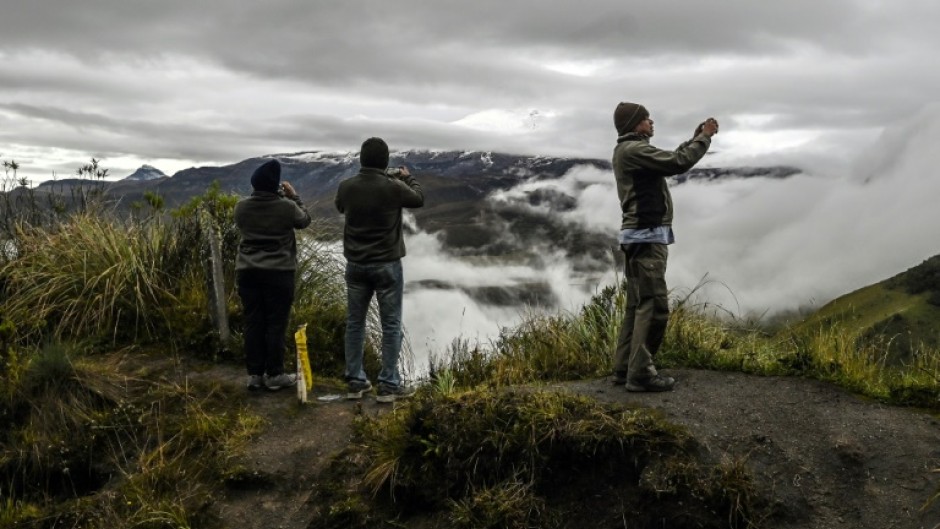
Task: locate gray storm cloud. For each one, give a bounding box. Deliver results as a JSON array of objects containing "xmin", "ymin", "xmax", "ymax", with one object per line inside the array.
[{"xmin": 3, "ymin": 2, "xmax": 940, "ymax": 182}]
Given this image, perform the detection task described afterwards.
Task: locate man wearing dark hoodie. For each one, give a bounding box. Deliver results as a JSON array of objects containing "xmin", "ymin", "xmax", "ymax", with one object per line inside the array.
[
  {"xmin": 235, "ymin": 159, "xmax": 312, "ymax": 391},
  {"xmin": 335, "ymin": 137, "xmax": 424, "ymax": 403},
  {"xmin": 611, "ymin": 102, "xmax": 718, "ymax": 392}
]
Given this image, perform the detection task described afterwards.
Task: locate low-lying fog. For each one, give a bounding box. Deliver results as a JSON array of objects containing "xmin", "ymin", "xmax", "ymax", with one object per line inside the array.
[{"xmin": 388, "ymin": 105, "xmax": 940, "ymax": 370}]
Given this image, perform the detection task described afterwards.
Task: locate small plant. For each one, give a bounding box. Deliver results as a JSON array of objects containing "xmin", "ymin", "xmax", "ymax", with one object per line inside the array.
[
  {"xmin": 430, "ymin": 366, "xmax": 457, "ymax": 396},
  {"xmin": 0, "ymin": 490, "xmax": 41, "ymax": 527},
  {"xmin": 449, "ymin": 478, "xmax": 551, "ymax": 529}
]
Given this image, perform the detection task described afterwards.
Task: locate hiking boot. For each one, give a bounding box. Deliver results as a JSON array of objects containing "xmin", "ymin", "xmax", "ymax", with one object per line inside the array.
[
  {"xmin": 376, "ymin": 383, "xmax": 416, "ymax": 403},
  {"xmin": 346, "ymin": 379, "xmax": 373, "ymax": 400},
  {"xmin": 246, "ymin": 374, "xmax": 264, "ymax": 391},
  {"xmin": 625, "ymin": 375, "xmax": 676, "ymax": 393},
  {"xmin": 264, "ymin": 373, "xmax": 298, "ymax": 391},
  {"xmin": 611, "ymin": 371, "xmax": 627, "ymax": 386}
]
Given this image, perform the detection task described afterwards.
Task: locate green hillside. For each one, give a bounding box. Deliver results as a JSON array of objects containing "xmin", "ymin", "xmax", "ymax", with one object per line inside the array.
[{"xmin": 790, "ymin": 255, "xmax": 940, "ymax": 363}]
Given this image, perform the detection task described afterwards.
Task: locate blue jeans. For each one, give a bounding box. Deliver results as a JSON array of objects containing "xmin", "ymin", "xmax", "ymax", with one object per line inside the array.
[{"xmin": 344, "ymin": 260, "xmax": 404, "ymax": 387}]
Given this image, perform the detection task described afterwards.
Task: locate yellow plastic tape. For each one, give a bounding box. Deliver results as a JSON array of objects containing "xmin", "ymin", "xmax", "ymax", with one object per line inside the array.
[{"xmin": 295, "ymin": 324, "xmax": 314, "ymax": 400}]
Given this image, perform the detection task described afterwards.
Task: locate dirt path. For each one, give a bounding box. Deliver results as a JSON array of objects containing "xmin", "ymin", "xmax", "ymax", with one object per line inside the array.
[
  {"xmin": 202, "ymin": 367, "xmax": 390, "ymax": 529},
  {"xmin": 566, "ymin": 369, "xmax": 940, "ymax": 529},
  {"xmin": 207, "ymin": 367, "xmax": 940, "ymax": 529}
]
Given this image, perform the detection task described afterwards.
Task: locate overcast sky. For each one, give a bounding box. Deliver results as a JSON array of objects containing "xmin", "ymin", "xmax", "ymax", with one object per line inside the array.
[{"xmin": 2, "ymin": 0, "xmax": 939, "ymax": 183}]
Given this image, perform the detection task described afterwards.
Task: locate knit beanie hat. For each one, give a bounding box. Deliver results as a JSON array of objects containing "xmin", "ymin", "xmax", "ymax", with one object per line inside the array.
[
  {"xmin": 360, "ymin": 137, "xmax": 390, "ymax": 169},
  {"xmin": 250, "ymin": 159, "xmax": 281, "ymax": 192},
  {"xmin": 613, "ymin": 102, "xmax": 649, "ymax": 136}
]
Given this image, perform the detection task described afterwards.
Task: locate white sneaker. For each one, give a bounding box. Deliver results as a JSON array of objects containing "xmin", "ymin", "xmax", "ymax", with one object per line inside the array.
[
  {"xmin": 246, "ymin": 375, "xmax": 264, "ymax": 391},
  {"xmin": 264, "ymin": 373, "xmax": 298, "ymax": 391}
]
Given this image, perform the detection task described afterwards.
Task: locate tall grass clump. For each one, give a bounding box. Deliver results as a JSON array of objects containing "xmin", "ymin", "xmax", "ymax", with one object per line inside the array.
[
  {"xmin": 0, "ymin": 168, "xmax": 236, "ymax": 352},
  {"xmin": 285, "ymin": 225, "xmax": 381, "ymax": 379},
  {"xmin": 431, "ymin": 283, "xmax": 625, "ymax": 388},
  {"xmin": 0, "ymin": 339, "xmax": 263, "ymax": 528},
  {"xmin": 777, "ymin": 322, "xmax": 940, "ymax": 408},
  {"xmin": 659, "ymin": 298, "xmax": 779, "ymax": 374},
  {"xmin": 659, "ymin": 290, "xmax": 940, "ymax": 409},
  {"xmin": 0, "ymin": 213, "xmax": 208, "ymax": 347},
  {"xmin": 309, "ymin": 387, "xmax": 763, "ymax": 529}
]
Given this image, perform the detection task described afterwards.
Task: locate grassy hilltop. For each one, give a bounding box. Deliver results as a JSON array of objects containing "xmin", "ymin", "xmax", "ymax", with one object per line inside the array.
[
  {"xmin": 793, "ymin": 255, "xmax": 940, "ymax": 363},
  {"xmin": 1, "ymin": 169, "xmax": 938, "ymax": 527}
]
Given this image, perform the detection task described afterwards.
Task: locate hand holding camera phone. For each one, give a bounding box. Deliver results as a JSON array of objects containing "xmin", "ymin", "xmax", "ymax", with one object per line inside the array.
[
  {"xmin": 386, "ymin": 166, "xmax": 409, "ymax": 179},
  {"xmin": 278, "ymin": 181, "xmax": 297, "ymax": 199},
  {"xmin": 695, "ymin": 118, "xmax": 719, "ymax": 138}
]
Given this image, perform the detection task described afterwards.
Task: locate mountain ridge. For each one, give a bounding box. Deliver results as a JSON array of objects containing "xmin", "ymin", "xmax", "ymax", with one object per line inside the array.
[
  {"xmin": 22, "ymin": 150, "xmax": 801, "ymax": 268},
  {"xmin": 39, "ymin": 149, "xmax": 800, "ymax": 200}
]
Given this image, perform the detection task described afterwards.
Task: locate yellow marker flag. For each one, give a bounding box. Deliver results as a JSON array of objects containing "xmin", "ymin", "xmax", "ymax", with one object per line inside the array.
[{"xmin": 295, "ymin": 324, "xmax": 314, "ymax": 403}]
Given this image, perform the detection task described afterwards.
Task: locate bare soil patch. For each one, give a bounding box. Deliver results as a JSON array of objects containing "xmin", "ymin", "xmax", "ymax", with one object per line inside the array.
[{"xmin": 565, "ymin": 369, "xmax": 940, "ymax": 529}]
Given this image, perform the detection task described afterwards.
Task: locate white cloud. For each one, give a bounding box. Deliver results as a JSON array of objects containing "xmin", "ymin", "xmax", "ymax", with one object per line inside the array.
[
  {"xmin": 454, "ymin": 109, "xmax": 557, "ymax": 134},
  {"xmin": 400, "ymin": 224, "xmax": 612, "ymax": 367}
]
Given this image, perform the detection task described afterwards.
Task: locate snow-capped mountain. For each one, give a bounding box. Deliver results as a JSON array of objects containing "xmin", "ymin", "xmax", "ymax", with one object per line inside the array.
[{"xmin": 122, "ymin": 164, "xmax": 167, "ymax": 181}]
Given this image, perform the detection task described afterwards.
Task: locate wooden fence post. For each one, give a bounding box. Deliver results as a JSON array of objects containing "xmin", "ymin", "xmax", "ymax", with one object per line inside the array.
[{"xmin": 202, "ymin": 210, "xmax": 232, "ymax": 353}]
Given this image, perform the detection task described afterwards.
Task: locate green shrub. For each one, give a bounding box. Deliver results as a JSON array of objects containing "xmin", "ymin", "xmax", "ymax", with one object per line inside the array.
[{"xmin": 886, "ymin": 254, "xmax": 940, "ymax": 296}]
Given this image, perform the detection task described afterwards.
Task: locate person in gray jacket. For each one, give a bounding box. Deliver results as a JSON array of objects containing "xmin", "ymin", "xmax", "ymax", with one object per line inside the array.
[
  {"xmin": 611, "ymin": 102, "xmax": 718, "ymax": 392},
  {"xmin": 234, "ymin": 159, "xmax": 311, "ymax": 391},
  {"xmin": 335, "ymin": 137, "xmax": 424, "ymax": 402}
]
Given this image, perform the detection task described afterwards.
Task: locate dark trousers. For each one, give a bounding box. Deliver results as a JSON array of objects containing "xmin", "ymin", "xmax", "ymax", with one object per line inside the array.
[
  {"xmin": 237, "ymin": 269, "xmax": 295, "ymax": 376},
  {"xmin": 613, "ymin": 243, "xmax": 669, "ymax": 380}
]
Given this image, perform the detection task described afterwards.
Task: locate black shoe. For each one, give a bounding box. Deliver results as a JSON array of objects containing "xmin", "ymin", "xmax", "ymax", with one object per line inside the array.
[
  {"xmin": 346, "ymin": 379, "xmax": 373, "ymax": 400},
  {"xmin": 376, "ymin": 383, "xmax": 416, "ymax": 403},
  {"xmin": 611, "ymin": 371, "xmax": 627, "ymax": 386},
  {"xmin": 625, "ymin": 375, "xmax": 676, "ymax": 393}
]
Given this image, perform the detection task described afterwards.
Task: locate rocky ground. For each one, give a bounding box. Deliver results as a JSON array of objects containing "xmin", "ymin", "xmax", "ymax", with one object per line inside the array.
[{"xmin": 205, "ymin": 366, "xmax": 940, "ymax": 529}]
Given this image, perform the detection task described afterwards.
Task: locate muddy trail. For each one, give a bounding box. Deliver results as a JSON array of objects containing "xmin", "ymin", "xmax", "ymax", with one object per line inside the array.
[{"xmin": 201, "ymin": 366, "xmax": 940, "ymax": 529}]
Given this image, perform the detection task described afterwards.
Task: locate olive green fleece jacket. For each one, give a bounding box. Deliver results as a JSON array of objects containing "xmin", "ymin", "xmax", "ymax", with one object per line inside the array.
[
  {"xmin": 234, "ymin": 191, "xmax": 312, "ymax": 271},
  {"xmin": 613, "ymin": 132, "xmax": 711, "ymax": 229},
  {"xmin": 335, "ymin": 167, "xmax": 424, "ymax": 263}
]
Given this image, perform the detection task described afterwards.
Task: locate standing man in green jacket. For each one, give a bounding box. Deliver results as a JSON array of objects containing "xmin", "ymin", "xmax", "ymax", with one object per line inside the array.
[
  {"xmin": 335, "ymin": 137, "xmax": 424, "ymax": 403},
  {"xmin": 611, "ymin": 102, "xmax": 718, "ymax": 392}
]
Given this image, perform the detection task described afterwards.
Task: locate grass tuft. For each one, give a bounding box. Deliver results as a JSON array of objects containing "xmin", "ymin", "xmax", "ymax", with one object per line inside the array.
[
  {"xmin": 310, "ymin": 388, "xmax": 762, "ymax": 528},
  {"xmin": 0, "ymin": 342, "xmax": 263, "ymax": 528},
  {"xmin": 1, "ymin": 213, "xmax": 212, "ymax": 348}
]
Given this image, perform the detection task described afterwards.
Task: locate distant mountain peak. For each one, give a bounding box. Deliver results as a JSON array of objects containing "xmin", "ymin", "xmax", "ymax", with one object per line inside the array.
[{"xmin": 123, "ymin": 165, "xmax": 167, "ymax": 181}]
